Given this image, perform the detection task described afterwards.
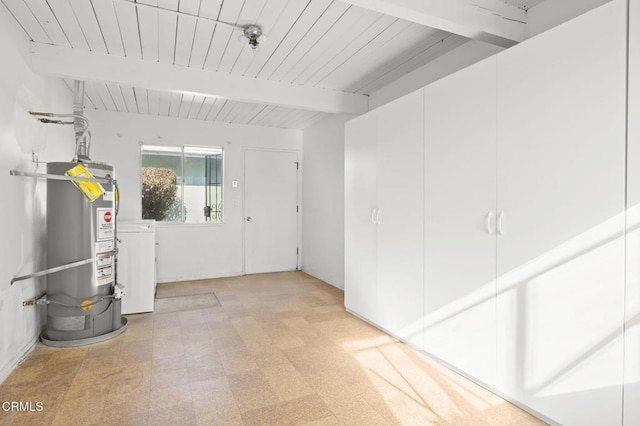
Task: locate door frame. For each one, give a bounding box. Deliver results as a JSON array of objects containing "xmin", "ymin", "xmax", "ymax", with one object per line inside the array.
[{"xmin": 242, "ymin": 147, "xmax": 302, "ymax": 275}]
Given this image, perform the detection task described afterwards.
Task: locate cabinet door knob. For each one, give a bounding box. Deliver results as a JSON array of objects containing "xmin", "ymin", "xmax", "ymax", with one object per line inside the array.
[
  {"xmin": 246, "ymin": 216, "xmax": 252, "ymax": 222},
  {"xmin": 486, "ymin": 211, "xmax": 494, "ymax": 235},
  {"xmin": 497, "ymin": 210, "xmax": 505, "ymax": 235}
]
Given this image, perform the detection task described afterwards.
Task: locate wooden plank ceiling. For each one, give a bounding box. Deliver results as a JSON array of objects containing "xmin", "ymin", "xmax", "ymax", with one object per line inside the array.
[
  {"xmin": 64, "ymin": 79, "xmax": 326, "ymax": 129},
  {"xmin": 502, "ymin": 0, "xmax": 546, "ymax": 11},
  {"xmin": 1, "ymin": 0, "xmax": 542, "ymax": 128}
]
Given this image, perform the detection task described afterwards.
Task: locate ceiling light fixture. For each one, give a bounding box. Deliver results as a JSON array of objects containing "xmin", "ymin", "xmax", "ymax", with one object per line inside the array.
[
  {"xmin": 238, "ymin": 25, "xmax": 267, "ymax": 50},
  {"xmin": 113, "ymin": 0, "xmax": 267, "ymax": 49}
]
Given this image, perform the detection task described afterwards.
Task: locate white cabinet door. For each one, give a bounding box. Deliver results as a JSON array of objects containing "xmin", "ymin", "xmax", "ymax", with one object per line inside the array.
[
  {"xmin": 496, "ymin": 1, "xmax": 627, "ymax": 424},
  {"xmin": 625, "ymin": 1, "xmax": 640, "ymax": 423},
  {"xmin": 625, "ymin": 200, "xmax": 640, "ymax": 426},
  {"xmin": 376, "ymin": 90, "xmax": 424, "ymax": 347},
  {"xmin": 423, "ymin": 57, "xmax": 497, "ymax": 387},
  {"xmin": 345, "ymin": 112, "xmax": 378, "ymax": 322}
]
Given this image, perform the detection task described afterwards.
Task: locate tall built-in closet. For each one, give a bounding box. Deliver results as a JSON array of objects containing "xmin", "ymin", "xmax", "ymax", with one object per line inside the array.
[
  {"xmin": 345, "ymin": 1, "xmax": 638, "ymax": 424},
  {"xmin": 345, "ymin": 90, "xmax": 424, "ymax": 347}
]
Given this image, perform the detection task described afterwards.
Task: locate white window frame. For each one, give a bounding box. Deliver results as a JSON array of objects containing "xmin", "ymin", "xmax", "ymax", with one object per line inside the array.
[{"xmin": 140, "ymin": 143, "xmax": 224, "ymax": 225}]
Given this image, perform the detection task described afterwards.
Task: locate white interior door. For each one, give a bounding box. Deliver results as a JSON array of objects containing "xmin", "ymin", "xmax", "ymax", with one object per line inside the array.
[
  {"xmin": 244, "ymin": 149, "xmax": 299, "ymax": 274},
  {"xmin": 496, "ymin": 2, "xmax": 626, "ymax": 424},
  {"xmin": 423, "ymin": 56, "xmax": 497, "ymax": 387},
  {"xmin": 344, "ymin": 111, "xmax": 378, "ymax": 321},
  {"xmin": 376, "ymin": 89, "xmax": 424, "ymax": 347}
]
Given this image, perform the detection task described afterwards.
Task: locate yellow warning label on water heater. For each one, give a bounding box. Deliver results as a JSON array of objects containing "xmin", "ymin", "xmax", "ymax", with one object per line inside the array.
[
  {"xmin": 65, "ymin": 164, "xmax": 104, "ymax": 202},
  {"xmin": 81, "ymin": 300, "xmax": 93, "ymax": 311}
]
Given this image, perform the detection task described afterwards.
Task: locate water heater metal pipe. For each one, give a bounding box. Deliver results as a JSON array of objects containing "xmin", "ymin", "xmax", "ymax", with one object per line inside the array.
[
  {"xmin": 9, "ymin": 81, "xmax": 127, "ymax": 346},
  {"xmin": 73, "ymin": 80, "xmax": 90, "ymax": 162}
]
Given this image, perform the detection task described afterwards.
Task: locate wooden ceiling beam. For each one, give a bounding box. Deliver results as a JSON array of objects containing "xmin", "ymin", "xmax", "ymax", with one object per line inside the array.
[
  {"xmin": 339, "ymin": 0, "xmax": 528, "ymax": 47},
  {"xmin": 28, "ymin": 42, "xmax": 369, "ymax": 115}
]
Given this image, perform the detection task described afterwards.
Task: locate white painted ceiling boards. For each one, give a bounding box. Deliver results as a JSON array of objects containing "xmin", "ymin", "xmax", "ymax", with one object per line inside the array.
[{"xmin": 2, "ymin": 0, "xmax": 535, "ymax": 128}]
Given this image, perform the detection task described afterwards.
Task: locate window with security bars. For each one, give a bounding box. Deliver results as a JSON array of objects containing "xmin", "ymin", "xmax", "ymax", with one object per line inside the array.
[{"xmin": 141, "ymin": 145, "xmax": 223, "ymax": 223}]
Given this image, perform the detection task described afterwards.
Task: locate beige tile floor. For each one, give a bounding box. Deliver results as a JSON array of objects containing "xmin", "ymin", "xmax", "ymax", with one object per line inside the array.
[{"xmin": 0, "ymin": 272, "xmax": 545, "ymax": 426}]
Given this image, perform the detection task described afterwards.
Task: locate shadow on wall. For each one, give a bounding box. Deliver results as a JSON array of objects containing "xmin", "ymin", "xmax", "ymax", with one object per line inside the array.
[{"xmin": 392, "ymin": 203, "xmax": 640, "ymax": 424}]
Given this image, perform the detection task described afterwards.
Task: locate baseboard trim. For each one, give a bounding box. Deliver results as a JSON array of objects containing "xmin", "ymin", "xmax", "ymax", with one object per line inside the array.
[
  {"xmin": 300, "ymin": 270, "xmax": 344, "ymax": 290},
  {"xmin": 157, "ymin": 271, "xmax": 244, "ymax": 283},
  {"xmin": 0, "ymin": 333, "xmax": 40, "ymax": 384}
]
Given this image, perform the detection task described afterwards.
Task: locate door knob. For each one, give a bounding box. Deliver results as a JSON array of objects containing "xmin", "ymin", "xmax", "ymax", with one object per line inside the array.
[{"xmin": 246, "ymin": 216, "xmax": 252, "ymax": 221}]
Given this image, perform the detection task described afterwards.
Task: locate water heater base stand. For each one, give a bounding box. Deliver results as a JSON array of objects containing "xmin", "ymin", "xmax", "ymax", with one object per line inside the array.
[{"xmin": 40, "ymin": 317, "xmax": 128, "ymax": 348}]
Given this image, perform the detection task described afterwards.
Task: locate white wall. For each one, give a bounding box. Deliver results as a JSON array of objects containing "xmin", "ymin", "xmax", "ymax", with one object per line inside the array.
[
  {"xmin": 526, "ymin": 0, "xmax": 611, "ymax": 37},
  {"xmin": 302, "ymin": 114, "xmax": 353, "ymax": 289},
  {"xmin": 0, "ymin": 12, "xmax": 74, "ymax": 382},
  {"xmin": 86, "ymin": 110, "xmax": 302, "ymax": 282},
  {"xmin": 369, "ymin": 40, "xmax": 504, "ymax": 109},
  {"xmin": 369, "ymin": 0, "xmax": 613, "ymax": 110}
]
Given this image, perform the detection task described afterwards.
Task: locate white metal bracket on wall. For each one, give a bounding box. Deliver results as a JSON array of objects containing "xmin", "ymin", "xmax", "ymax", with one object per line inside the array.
[
  {"xmin": 8, "ymin": 169, "xmax": 118, "ymax": 285},
  {"xmin": 9, "ymin": 170, "xmax": 116, "ymax": 185}
]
